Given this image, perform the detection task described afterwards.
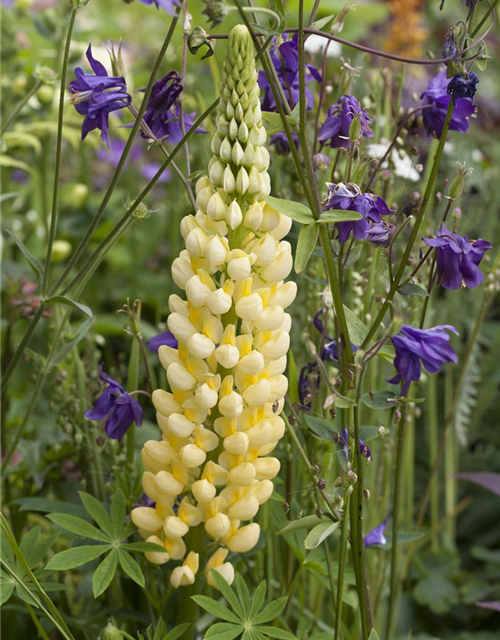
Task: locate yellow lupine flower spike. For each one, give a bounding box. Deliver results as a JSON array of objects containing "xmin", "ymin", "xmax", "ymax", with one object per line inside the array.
[{"xmin": 131, "ymin": 24, "xmax": 296, "ymax": 589}]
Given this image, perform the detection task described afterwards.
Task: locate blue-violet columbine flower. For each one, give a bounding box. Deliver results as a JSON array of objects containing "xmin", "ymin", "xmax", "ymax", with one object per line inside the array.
[
  {"xmin": 341, "ymin": 429, "xmax": 371, "ymax": 462},
  {"xmin": 447, "ymin": 71, "xmax": 479, "ymax": 101},
  {"xmin": 258, "ymin": 33, "xmax": 321, "ymax": 112},
  {"xmin": 85, "ymin": 364, "xmax": 143, "ymax": 440},
  {"xmin": 142, "ymin": 72, "xmax": 206, "ymax": 143},
  {"xmin": 420, "ymin": 70, "xmax": 475, "ymax": 138},
  {"xmin": 147, "ymin": 330, "xmax": 179, "ymax": 353},
  {"xmin": 423, "ymin": 223, "xmax": 491, "ymax": 290},
  {"xmin": 270, "ymin": 132, "xmax": 299, "ymax": 156},
  {"xmin": 138, "ymin": 0, "xmax": 180, "ymax": 15},
  {"xmin": 318, "ymin": 95, "xmax": 374, "ymax": 149},
  {"xmin": 70, "ymin": 45, "xmax": 131, "ymax": 148},
  {"xmin": 313, "ymin": 307, "xmax": 357, "ymax": 361},
  {"xmin": 298, "ymin": 363, "xmax": 319, "ymax": 406},
  {"xmin": 388, "ymin": 324, "xmax": 458, "ymax": 395},
  {"xmin": 364, "ymin": 518, "xmax": 389, "ymax": 547},
  {"xmin": 366, "ymin": 220, "xmax": 397, "ymax": 248},
  {"xmin": 323, "ymin": 182, "xmax": 393, "ymax": 244}
]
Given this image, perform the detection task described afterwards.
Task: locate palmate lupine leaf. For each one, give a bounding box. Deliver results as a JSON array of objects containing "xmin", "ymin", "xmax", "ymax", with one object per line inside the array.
[
  {"xmin": 46, "ymin": 489, "xmax": 164, "ymax": 598},
  {"xmin": 195, "ymin": 572, "xmax": 297, "ymax": 640}
]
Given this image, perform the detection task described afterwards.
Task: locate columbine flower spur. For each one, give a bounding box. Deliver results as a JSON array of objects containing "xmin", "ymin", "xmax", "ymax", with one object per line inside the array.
[{"xmin": 131, "ymin": 25, "xmax": 297, "ymax": 588}]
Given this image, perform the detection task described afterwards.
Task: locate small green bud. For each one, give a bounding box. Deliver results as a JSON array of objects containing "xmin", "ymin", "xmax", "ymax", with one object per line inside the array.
[
  {"xmin": 37, "ymin": 85, "xmax": 54, "ymax": 105},
  {"xmin": 131, "ymin": 202, "xmax": 149, "ymax": 220},
  {"xmin": 99, "ymin": 622, "xmax": 123, "ymax": 640},
  {"xmin": 349, "ymin": 113, "xmax": 362, "ymax": 144},
  {"xmin": 33, "ymin": 66, "xmax": 58, "ymax": 86},
  {"xmin": 69, "ymin": 183, "xmax": 89, "ymax": 208},
  {"xmin": 447, "ymin": 163, "xmax": 472, "ymax": 201},
  {"xmin": 202, "ymin": 0, "xmax": 228, "ymax": 28},
  {"xmin": 188, "ymin": 26, "xmax": 216, "ymax": 60},
  {"xmin": 13, "ymin": 75, "xmax": 28, "ymax": 94},
  {"xmin": 51, "ymin": 240, "xmax": 72, "ymax": 263}
]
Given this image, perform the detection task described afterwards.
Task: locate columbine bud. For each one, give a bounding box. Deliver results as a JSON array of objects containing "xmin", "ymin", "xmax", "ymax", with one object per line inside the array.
[
  {"xmin": 447, "ymin": 163, "xmax": 472, "ymax": 201},
  {"xmin": 100, "ymin": 622, "xmax": 123, "ymax": 640}
]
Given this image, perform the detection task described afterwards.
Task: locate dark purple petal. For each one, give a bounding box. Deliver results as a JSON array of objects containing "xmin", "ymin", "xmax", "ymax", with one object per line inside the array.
[
  {"xmin": 456, "ymin": 472, "xmax": 500, "ymax": 498},
  {"xmin": 84, "ymin": 386, "xmax": 115, "ymax": 421},
  {"xmin": 147, "ymin": 331, "xmax": 178, "ymax": 353},
  {"xmin": 364, "ymin": 518, "xmax": 389, "ymax": 547}
]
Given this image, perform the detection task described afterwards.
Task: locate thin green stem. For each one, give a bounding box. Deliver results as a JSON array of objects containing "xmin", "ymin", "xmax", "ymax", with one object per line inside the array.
[
  {"xmin": 361, "ymin": 100, "xmax": 455, "ymax": 349},
  {"xmin": 385, "ymin": 404, "xmax": 407, "ymax": 640},
  {"xmin": 334, "ymin": 495, "xmax": 350, "ymax": 640},
  {"xmin": 49, "ymin": 13, "xmax": 180, "ymax": 296},
  {"xmin": 25, "ymin": 602, "xmax": 52, "ymax": 640},
  {"xmin": 1, "ymin": 79, "xmax": 42, "ymax": 137},
  {"xmin": 1, "ymin": 303, "xmax": 46, "ymax": 394},
  {"xmin": 469, "ymin": 0, "xmax": 498, "ymax": 37},
  {"xmin": 42, "ymin": 7, "xmax": 78, "ymax": 295}
]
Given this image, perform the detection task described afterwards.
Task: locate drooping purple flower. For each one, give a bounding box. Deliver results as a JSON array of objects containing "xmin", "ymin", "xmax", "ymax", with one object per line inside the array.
[
  {"xmin": 323, "ymin": 182, "xmax": 393, "ymax": 244},
  {"xmin": 423, "ymin": 223, "xmax": 491, "ymax": 290},
  {"xmin": 142, "ymin": 72, "xmax": 206, "ymax": 143},
  {"xmin": 447, "ymin": 71, "xmax": 479, "ymax": 101},
  {"xmin": 85, "ymin": 364, "xmax": 143, "ymax": 441},
  {"xmin": 70, "ymin": 45, "xmax": 131, "ymax": 148},
  {"xmin": 258, "ymin": 33, "xmax": 321, "ymax": 112},
  {"xmin": 313, "ymin": 307, "xmax": 357, "ymax": 361},
  {"xmin": 147, "ymin": 330, "xmax": 178, "ymax": 353},
  {"xmin": 366, "ymin": 221, "xmax": 396, "ymax": 248},
  {"xmin": 298, "ymin": 363, "xmax": 319, "ymax": 406},
  {"xmin": 137, "ymin": 0, "xmax": 180, "ymax": 15},
  {"xmin": 270, "ymin": 132, "xmax": 299, "ymax": 156},
  {"xmin": 420, "ymin": 70, "xmax": 475, "ymax": 138},
  {"xmin": 318, "ymin": 95, "xmax": 373, "ymax": 149},
  {"xmin": 341, "ymin": 429, "xmax": 371, "ymax": 462},
  {"xmin": 388, "ymin": 324, "xmax": 458, "ymax": 395},
  {"xmin": 364, "ymin": 518, "xmax": 389, "ymax": 547}
]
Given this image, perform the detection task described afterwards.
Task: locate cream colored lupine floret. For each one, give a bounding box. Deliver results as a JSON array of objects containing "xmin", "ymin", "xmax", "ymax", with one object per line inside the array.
[{"xmin": 131, "ymin": 24, "xmax": 296, "ymax": 588}]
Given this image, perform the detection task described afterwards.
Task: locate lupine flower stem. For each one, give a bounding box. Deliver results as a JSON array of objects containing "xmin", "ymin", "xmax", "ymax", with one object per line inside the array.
[
  {"xmin": 0, "ymin": 79, "xmax": 42, "ymax": 137},
  {"xmin": 42, "ymin": 6, "xmax": 78, "ymax": 296},
  {"xmin": 49, "ymin": 12, "xmax": 180, "ymax": 297},
  {"xmin": 385, "ymin": 402, "xmax": 407, "ymax": 640},
  {"xmin": 334, "ymin": 491, "xmax": 350, "ymax": 640},
  {"xmin": 361, "ymin": 99, "xmax": 454, "ymax": 349},
  {"xmin": 127, "ymin": 339, "xmax": 141, "ymax": 464}
]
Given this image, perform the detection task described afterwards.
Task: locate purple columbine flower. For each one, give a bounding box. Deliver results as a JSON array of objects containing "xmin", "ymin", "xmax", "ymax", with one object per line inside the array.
[
  {"xmin": 258, "ymin": 33, "xmax": 321, "ymax": 112},
  {"xmin": 364, "ymin": 518, "xmax": 389, "ymax": 547},
  {"xmin": 85, "ymin": 364, "xmax": 143, "ymax": 441},
  {"xmin": 423, "ymin": 224, "xmax": 491, "ymax": 290},
  {"xmin": 420, "ymin": 70, "xmax": 475, "ymax": 138},
  {"xmin": 137, "ymin": 0, "xmax": 180, "ymax": 15},
  {"xmin": 341, "ymin": 429, "xmax": 371, "ymax": 462},
  {"xmin": 318, "ymin": 95, "xmax": 374, "ymax": 149},
  {"xmin": 447, "ymin": 71, "xmax": 479, "ymax": 101},
  {"xmin": 270, "ymin": 132, "xmax": 299, "ymax": 156},
  {"xmin": 313, "ymin": 307, "xmax": 357, "ymax": 361},
  {"xmin": 147, "ymin": 330, "xmax": 178, "ymax": 353},
  {"xmin": 366, "ymin": 220, "xmax": 397, "ymax": 248},
  {"xmin": 323, "ymin": 183, "xmax": 393, "ymax": 244},
  {"xmin": 70, "ymin": 45, "xmax": 131, "ymax": 148},
  {"xmin": 142, "ymin": 72, "xmax": 206, "ymax": 143},
  {"xmin": 388, "ymin": 324, "xmax": 458, "ymax": 396},
  {"xmin": 298, "ymin": 362, "xmax": 319, "ymax": 406}
]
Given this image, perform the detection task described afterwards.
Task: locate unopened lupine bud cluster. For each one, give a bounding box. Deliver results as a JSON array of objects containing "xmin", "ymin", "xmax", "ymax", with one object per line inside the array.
[{"xmin": 131, "ymin": 25, "xmax": 296, "ymax": 589}]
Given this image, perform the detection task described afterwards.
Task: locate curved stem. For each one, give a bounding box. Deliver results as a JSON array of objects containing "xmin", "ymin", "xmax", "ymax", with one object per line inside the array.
[
  {"xmin": 226, "ymin": 5, "xmax": 281, "ymax": 29},
  {"xmin": 361, "ymin": 100, "xmax": 455, "ymax": 349},
  {"xmin": 42, "ymin": 7, "xmax": 78, "ymax": 295},
  {"xmin": 0, "ymin": 80, "xmax": 42, "ymax": 137}
]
